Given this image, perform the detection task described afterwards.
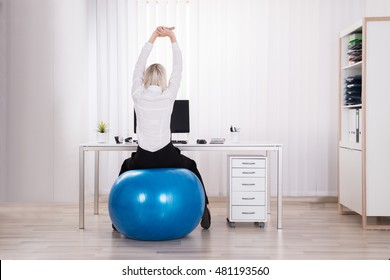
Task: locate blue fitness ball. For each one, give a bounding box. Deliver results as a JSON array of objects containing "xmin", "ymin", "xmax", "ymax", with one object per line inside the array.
[{"xmin": 108, "ymin": 168, "xmax": 205, "ymax": 241}]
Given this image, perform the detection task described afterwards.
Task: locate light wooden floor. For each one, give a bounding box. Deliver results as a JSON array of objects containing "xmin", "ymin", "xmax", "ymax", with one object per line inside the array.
[{"xmin": 0, "ymin": 196, "xmax": 389, "ymax": 260}]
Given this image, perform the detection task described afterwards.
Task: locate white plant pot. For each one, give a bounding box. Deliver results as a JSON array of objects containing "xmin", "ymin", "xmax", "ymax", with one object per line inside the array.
[{"xmin": 97, "ymin": 132, "xmax": 109, "ymax": 143}]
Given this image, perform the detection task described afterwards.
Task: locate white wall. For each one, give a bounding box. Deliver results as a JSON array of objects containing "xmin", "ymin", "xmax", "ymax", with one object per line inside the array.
[
  {"xmin": 364, "ymin": 0, "xmax": 390, "ymax": 16},
  {"xmin": 5, "ymin": 0, "xmax": 387, "ymax": 202},
  {"xmin": 4, "ymin": 0, "xmax": 88, "ymax": 202},
  {"xmin": 7, "ymin": 0, "xmax": 55, "ymax": 202},
  {"xmin": 0, "ymin": 0, "xmax": 6, "ymax": 202},
  {"xmin": 52, "ymin": 1, "xmax": 89, "ymax": 202}
]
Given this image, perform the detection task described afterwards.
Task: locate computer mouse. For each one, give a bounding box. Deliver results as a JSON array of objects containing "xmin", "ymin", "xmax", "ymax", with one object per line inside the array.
[{"xmin": 197, "ymin": 139, "xmax": 207, "ymax": 144}]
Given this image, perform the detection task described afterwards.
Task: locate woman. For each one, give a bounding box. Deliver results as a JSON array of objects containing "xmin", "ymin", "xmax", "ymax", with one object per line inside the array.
[{"xmin": 119, "ymin": 27, "xmax": 211, "ymax": 229}]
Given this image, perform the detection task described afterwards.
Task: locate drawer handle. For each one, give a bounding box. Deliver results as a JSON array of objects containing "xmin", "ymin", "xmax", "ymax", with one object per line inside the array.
[
  {"xmin": 242, "ymin": 183, "xmax": 255, "ymax": 186},
  {"xmin": 243, "ymin": 171, "xmax": 256, "ymax": 174},
  {"xmin": 242, "ymin": 212, "xmax": 255, "ymax": 215},
  {"xmin": 242, "ymin": 197, "xmax": 255, "ymax": 200},
  {"xmin": 242, "ymin": 162, "xmax": 256, "ymax": 165}
]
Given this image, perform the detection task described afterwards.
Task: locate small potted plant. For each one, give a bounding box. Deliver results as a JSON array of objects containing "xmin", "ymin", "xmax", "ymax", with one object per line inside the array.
[{"xmin": 97, "ymin": 121, "xmax": 109, "ymax": 143}]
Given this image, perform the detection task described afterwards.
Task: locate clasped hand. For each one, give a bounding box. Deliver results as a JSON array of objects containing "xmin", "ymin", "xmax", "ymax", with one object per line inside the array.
[
  {"xmin": 155, "ymin": 26, "xmax": 175, "ymax": 37},
  {"xmin": 149, "ymin": 26, "xmax": 176, "ymax": 43}
]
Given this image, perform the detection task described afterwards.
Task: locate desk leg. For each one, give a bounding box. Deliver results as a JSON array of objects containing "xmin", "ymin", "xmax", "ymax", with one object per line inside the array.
[
  {"xmin": 94, "ymin": 151, "xmax": 99, "ymax": 215},
  {"xmin": 266, "ymin": 151, "xmax": 271, "ymax": 214},
  {"xmin": 277, "ymin": 148, "xmax": 283, "ymax": 229},
  {"xmin": 79, "ymin": 146, "xmax": 85, "ymax": 229}
]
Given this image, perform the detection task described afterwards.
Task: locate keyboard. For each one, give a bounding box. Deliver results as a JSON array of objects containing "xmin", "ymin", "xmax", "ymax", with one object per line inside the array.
[{"xmin": 172, "ymin": 140, "xmax": 188, "ymax": 144}]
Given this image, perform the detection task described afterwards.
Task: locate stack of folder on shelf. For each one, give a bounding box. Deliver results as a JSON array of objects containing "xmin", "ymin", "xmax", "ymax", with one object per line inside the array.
[
  {"xmin": 347, "ymin": 33, "xmax": 362, "ymax": 64},
  {"xmin": 344, "ymin": 75, "xmax": 362, "ymax": 105}
]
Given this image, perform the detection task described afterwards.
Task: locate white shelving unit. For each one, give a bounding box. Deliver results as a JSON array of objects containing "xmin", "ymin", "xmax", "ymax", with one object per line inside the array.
[
  {"xmin": 227, "ymin": 156, "xmax": 267, "ymax": 228},
  {"xmin": 338, "ymin": 17, "xmax": 390, "ymax": 229}
]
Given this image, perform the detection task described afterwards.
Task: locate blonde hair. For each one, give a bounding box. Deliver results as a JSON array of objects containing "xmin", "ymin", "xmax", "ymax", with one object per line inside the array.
[{"xmin": 143, "ymin": 63, "xmax": 167, "ymax": 91}]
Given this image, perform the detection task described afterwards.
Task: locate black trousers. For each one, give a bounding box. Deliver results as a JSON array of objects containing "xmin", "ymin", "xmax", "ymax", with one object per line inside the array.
[{"xmin": 119, "ymin": 142, "xmax": 209, "ymax": 204}]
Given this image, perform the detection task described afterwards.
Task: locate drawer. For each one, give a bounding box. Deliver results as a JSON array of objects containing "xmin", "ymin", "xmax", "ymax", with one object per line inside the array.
[
  {"xmin": 231, "ymin": 191, "xmax": 266, "ymax": 206},
  {"xmin": 232, "ymin": 168, "xmax": 265, "ymax": 178},
  {"xmin": 231, "ymin": 158, "xmax": 266, "ymax": 168},
  {"xmin": 231, "ymin": 206, "xmax": 266, "ymax": 220},
  {"xmin": 232, "ymin": 177, "xmax": 266, "ymax": 191}
]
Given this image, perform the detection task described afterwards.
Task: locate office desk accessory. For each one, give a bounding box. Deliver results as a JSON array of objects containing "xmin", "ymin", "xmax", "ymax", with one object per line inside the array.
[
  {"xmin": 210, "ymin": 138, "xmax": 225, "ymax": 144},
  {"xmin": 196, "ymin": 139, "xmax": 207, "ymax": 144}
]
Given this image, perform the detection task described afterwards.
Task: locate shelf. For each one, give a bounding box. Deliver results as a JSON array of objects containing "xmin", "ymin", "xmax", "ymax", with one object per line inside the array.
[
  {"xmin": 339, "ymin": 141, "xmax": 362, "ymax": 151},
  {"xmin": 339, "ymin": 17, "xmax": 390, "ymax": 229},
  {"xmin": 342, "ymin": 61, "xmax": 362, "ymax": 70}
]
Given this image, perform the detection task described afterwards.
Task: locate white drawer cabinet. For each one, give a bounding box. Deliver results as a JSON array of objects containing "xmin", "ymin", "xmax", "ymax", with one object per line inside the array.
[{"xmin": 227, "ymin": 156, "xmax": 267, "ymax": 227}]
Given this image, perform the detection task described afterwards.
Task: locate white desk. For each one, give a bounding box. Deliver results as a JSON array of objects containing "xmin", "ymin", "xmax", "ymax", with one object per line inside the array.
[{"xmin": 79, "ymin": 142, "xmax": 283, "ymax": 229}]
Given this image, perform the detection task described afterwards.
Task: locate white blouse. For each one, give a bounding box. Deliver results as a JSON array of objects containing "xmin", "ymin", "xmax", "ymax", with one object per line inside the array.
[{"xmin": 132, "ymin": 42, "xmax": 182, "ymax": 152}]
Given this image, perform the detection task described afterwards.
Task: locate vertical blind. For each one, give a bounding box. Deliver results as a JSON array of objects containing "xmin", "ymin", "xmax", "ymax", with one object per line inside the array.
[{"xmin": 88, "ymin": 0, "xmax": 362, "ymax": 197}]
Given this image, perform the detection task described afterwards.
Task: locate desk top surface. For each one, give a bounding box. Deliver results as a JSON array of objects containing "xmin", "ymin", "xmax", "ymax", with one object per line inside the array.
[{"xmin": 80, "ymin": 141, "xmax": 282, "ymax": 150}]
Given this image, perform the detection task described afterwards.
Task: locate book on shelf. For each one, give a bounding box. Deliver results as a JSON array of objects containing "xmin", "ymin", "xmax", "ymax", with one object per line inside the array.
[{"xmin": 348, "ymin": 109, "xmax": 361, "ymax": 144}]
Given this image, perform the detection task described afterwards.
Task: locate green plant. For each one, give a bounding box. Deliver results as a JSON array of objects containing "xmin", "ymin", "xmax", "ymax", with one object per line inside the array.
[{"xmin": 97, "ymin": 121, "xmax": 108, "ymax": 133}]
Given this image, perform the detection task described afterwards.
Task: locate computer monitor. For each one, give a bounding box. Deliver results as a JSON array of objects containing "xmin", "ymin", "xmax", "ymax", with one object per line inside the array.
[{"xmin": 133, "ymin": 100, "xmax": 190, "ymax": 133}]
